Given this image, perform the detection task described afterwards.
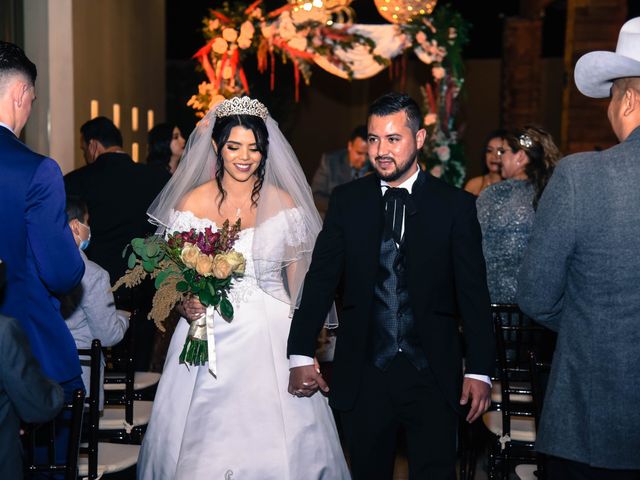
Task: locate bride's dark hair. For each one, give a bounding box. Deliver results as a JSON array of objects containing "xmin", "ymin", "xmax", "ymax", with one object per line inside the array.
[{"xmin": 211, "ymin": 114, "xmax": 269, "ymax": 210}]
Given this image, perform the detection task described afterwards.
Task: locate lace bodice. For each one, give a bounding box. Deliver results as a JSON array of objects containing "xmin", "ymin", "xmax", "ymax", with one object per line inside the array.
[{"xmin": 166, "ymin": 208, "xmax": 309, "ymax": 306}]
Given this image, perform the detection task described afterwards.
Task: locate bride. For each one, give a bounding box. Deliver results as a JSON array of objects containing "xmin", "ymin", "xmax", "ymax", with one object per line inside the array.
[{"xmin": 137, "ymin": 97, "xmax": 350, "ymax": 479}]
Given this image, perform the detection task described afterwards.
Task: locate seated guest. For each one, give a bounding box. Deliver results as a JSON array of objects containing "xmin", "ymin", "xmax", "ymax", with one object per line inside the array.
[
  {"xmin": 464, "ymin": 129, "xmax": 506, "ymax": 196},
  {"xmin": 476, "ymin": 126, "xmax": 560, "ymax": 303},
  {"xmin": 0, "ymin": 259, "xmax": 64, "ymax": 480},
  {"xmin": 146, "ymin": 123, "xmax": 186, "ymax": 175},
  {"xmin": 60, "ymin": 196, "xmax": 129, "ymax": 409},
  {"xmin": 311, "ymin": 125, "xmax": 371, "ymax": 217},
  {"xmin": 65, "ymin": 117, "xmax": 167, "ymax": 369}
]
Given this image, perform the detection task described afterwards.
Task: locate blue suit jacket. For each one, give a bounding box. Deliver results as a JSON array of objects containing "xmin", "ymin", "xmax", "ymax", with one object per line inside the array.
[{"xmin": 0, "ymin": 126, "xmax": 84, "ymax": 383}]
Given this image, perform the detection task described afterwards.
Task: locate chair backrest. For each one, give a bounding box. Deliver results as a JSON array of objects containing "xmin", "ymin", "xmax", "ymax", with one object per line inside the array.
[
  {"xmin": 77, "ymin": 339, "xmax": 102, "ymax": 480},
  {"xmin": 528, "ymin": 351, "xmax": 551, "ymax": 433},
  {"xmin": 22, "ymin": 388, "xmax": 85, "ymax": 480},
  {"xmin": 103, "ymin": 307, "xmax": 139, "ymax": 426},
  {"xmin": 491, "ymin": 304, "xmax": 556, "ymax": 438}
]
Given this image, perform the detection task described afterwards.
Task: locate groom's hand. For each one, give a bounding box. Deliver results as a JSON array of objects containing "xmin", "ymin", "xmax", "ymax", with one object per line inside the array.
[
  {"xmin": 288, "ymin": 365, "xmax": 329, "ymax": 397},
  {"xmin": 459, "ymin": 377, "xmax": 491, "ymax": 423}
]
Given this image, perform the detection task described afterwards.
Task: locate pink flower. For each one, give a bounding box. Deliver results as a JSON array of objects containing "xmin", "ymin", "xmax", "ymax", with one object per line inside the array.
[
  {"xmin": 432, "ymin": 66, "xmax": 446, "ymax": 80},
  {"xmin": 424, "ymin": 113, "xmax": 437, "ymax": 126},
  {"xmin": 435, "ymin": 145, "xmax": 451, "ymax": 162},
  {"xmin": 430, "ymin": 165, "xmax": 443, "ymax": 178}
]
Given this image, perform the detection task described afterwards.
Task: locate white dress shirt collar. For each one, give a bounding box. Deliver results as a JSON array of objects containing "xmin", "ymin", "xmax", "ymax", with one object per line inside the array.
[{"xmin": 380, "ymin": 165, "xmax": 420, "ymax": 193}]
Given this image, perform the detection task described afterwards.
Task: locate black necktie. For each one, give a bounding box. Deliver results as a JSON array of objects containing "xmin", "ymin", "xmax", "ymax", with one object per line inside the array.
[{"xmin": 383, "ymin": 187, "xmax": 409, "ymax": 244}]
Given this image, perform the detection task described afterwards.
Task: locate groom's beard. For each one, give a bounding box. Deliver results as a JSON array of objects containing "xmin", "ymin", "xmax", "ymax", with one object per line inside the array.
[{"xmin": 373, "ymin": 152, "xmax": 418, "ymax": 182}]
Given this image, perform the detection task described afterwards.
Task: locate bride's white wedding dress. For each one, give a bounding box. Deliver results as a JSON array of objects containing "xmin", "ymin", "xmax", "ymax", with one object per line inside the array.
[{"xmin": 137, "ymin": 210, "xmax": 350, "ymax": 480}]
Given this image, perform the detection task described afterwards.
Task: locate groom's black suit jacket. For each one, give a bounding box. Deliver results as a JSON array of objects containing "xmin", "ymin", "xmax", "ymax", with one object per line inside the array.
[{"xmin": 288, "ymin": 171, "xmax": 495, "ymax": 412}]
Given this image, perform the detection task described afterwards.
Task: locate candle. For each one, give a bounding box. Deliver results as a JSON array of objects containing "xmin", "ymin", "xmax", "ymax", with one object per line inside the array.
[
  {"xmin": 132, "ymin": 142, "xmax": 139, "ymax": 163},
  {"xmin": 131, "ymin": 107, "xmax": 139, "ymax": 132},
  {"xmin": 147, "ymin": 109, "xmax": 154, "ymax": 131},
  {"xmin": 112, "ymin": 104, "xmax": 121, "ymax": 128},
  {"xmin": 90, "ymin": 100, "xmax": 99, "ymax": 119}
]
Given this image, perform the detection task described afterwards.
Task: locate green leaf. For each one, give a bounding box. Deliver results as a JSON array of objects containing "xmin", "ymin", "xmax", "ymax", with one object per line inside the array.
[
  {"xmin": 176, "ymin": 281, "xmax": 189, "ymax": 292},
  {"xmin": 154, "ymin": 270, "xmax": 169, "ymax": 288},
  {"xmin": 131, "ymin": 238, "xmax": 146, "ymax": 256},
  {"xmin": 145, "ymin": 242, "xmax": 160, "ymax": 258},
  {"xmin": 199, "ymin": 289, "xmax": 214, "ymax": 306},
  {"xmin": 220, "ymin": 297, "xmax": 233, "ymax": 320},
  {"xmin": 127, "ymin": 252, "xmax": 137, "ymax": 269},
  {"xmin": 142, "ymin": 260, "xmax": 155, "ymax": 272}
]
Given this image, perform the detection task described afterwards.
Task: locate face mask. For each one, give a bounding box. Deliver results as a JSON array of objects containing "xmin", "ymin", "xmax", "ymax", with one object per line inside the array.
[{"xmin": 78, "ymin": 222, "xmax": 91, "ymax": 251}]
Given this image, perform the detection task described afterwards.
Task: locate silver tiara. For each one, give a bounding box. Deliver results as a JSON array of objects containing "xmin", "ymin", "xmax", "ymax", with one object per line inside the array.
[
  {"xmin": 215, "ymin": 97, "xmax": 269, "ymax": 120},
  {"xmin": 518, "ymin": 134, "xmax": 534, "ymax": 149}
]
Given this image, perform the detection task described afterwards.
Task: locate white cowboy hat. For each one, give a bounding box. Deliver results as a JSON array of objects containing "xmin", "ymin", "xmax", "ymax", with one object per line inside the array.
[{"xmin": 574, "ymin": 17, "xmax": 640, "ymax": 98}]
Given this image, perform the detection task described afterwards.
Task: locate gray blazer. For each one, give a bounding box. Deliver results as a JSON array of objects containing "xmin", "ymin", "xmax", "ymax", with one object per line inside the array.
[
  {"xmin": 61, "ymin": 251, "xmax": 129, "ymax": 409},
  {"xmin": 0, "ymin": 315, "xmax": 63, "ymax": 479},
  {"xmin": 311, "ymin": 149, "xmax": 353, "ymax": 217},
  {"xmin": 517, "ymin": 127, "xmax": 640, "ymax": 469}
]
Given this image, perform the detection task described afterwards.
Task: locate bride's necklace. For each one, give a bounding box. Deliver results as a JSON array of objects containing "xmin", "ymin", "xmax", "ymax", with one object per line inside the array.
[{"xmin": 223, "ymin": 195, "xmax": 251, "ymax": 219}]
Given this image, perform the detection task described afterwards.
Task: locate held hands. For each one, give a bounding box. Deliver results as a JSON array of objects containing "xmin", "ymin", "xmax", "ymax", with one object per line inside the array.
[
  {"xmin": 459, "ymin": 377, "xmax": 491, "ymax": 423},
  {"xmin": 176, "ymin": 296, "xmax": 206, "ymax": 323},
  {"xmin": 288, "ymin": 358, "xmax": 329, "ymax": 398}
]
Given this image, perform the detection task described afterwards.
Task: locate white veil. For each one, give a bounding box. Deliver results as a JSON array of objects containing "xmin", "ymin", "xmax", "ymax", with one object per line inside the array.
[{"xmin": 147, "ymin": 99, "xmax": 337, "ymax": 327}]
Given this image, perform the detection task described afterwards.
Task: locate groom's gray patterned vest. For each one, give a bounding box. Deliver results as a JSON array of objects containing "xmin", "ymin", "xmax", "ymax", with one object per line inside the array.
[{"xmin": 369, "ymin": 235, "xmax": 428, "ymax": 371}]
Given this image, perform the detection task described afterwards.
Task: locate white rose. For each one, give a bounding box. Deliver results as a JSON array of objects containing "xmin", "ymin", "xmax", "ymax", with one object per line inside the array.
[
  {"xmin": 287, "ymin": 36, "xmax": 308, "ymax": 52},
  {"xmin": 222, "ymin": 28, "xmax": 238, "ymax": 43},
  {"xmin": 212, "ymin": 37, "xmax": 229, "ymax": 55},
  {"xmin": 432, "ymin": 66, "xmax": 446, "ymax": 80},
  {"xmin": 237, "ymin": 36, "xmax": 252, "ymax": 50},
  {"xmin": 424, "ymin": 113, "xmax": 437, "ymax": 126},
  {"xmin": 261, "ymin": 24, "xmax": 275, "ymax": 40},
  {"xmin": 240, "ymin": 21, "xmax": 255, "ymax": 40}
]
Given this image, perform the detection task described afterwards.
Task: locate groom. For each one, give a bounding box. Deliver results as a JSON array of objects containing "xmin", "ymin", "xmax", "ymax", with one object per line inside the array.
[{"xmin": 288, "ymin": 92, "xmax": 494, "ymax": 479}]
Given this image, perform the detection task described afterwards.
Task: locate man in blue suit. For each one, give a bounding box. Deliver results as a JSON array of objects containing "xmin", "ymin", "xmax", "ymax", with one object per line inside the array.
[{"xmin": 0, "ymin": 42, "xmax": 84, "ymax": 395}]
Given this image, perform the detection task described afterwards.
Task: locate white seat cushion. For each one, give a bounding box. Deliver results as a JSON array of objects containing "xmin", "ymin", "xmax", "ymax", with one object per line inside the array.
[
  {"xmin": 103, "ymin": 371, "xmax": 161, "ymax": 391},
  {"xmin": 99, "ymin": 400, "xmax": 153, "ymax": 431},
  {"xmin": 515, "ymin": 463, "xmax": 538, "ymax": 480},
  {"xmin": 78, "ymin": 442, "xmax": 140, "ymax": 476},
  {"xmin": 491, "ymin": 381, "xmax": 533, "ymax": 404},
  {"xmin": 482, "ymin": 410, "xmax": 536, "ymax": 443}
]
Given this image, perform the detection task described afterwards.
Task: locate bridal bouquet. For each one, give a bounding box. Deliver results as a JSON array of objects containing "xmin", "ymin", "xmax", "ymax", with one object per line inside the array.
[{"xmin": 113, "ymin": 219, "xmax": 245, "ymax": 366}]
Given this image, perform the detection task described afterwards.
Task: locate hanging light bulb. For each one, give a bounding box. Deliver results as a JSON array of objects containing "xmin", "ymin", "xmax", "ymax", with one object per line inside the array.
[
  {"xmin": 290, "ymin": 0, "xmax": 354, "ymax": 25},
  {"xmin": 373, "ymin": 0, "xmax": 437, "ymax": 24}
]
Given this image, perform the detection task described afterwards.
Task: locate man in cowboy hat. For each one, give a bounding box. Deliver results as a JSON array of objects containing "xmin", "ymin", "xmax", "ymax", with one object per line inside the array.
[{"xmin": 517, "ymin": 17, "xmax": 640, "ymax": 479}]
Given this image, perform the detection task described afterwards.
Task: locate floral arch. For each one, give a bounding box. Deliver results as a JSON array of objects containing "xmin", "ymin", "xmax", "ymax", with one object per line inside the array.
[{"xmin": 188, "ymin": 0, "xmax": 469, "ymax": 186}]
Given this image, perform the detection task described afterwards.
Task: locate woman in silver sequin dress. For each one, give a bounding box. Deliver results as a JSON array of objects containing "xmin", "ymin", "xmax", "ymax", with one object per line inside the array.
[{"xmin": 476, "ymin": 126, "xmax": 560, "ymax": 303}]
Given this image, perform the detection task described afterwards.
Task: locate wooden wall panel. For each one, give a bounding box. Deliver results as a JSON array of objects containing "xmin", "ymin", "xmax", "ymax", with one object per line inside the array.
[{"xmin": 561, "ymin": 0, "xmax": 627, "ymax": 153}]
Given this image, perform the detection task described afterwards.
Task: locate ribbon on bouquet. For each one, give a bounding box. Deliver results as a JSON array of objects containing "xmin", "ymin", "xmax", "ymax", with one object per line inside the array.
[{"xmin": 179, "ymin": 305, "xmax": 219, "ymax": 377}]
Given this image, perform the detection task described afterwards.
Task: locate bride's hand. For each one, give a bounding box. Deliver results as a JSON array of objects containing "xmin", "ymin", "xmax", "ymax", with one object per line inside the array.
[{"xmin": 176, "ymin": 296, "xmax": 206, "ymax": 323}]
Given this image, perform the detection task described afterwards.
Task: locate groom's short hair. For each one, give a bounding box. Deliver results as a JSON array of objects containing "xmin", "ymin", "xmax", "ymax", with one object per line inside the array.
[
  {"xmin": 80, "ymin": 116, "xmax": 123, "ymax": 148},
  {"xmin": 0, "ymin": 41, "xmax": 37, "ymax": 90},
  {"xmin": 368, "ymin": 92, "xmax": 422, "ymax": 134}
]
